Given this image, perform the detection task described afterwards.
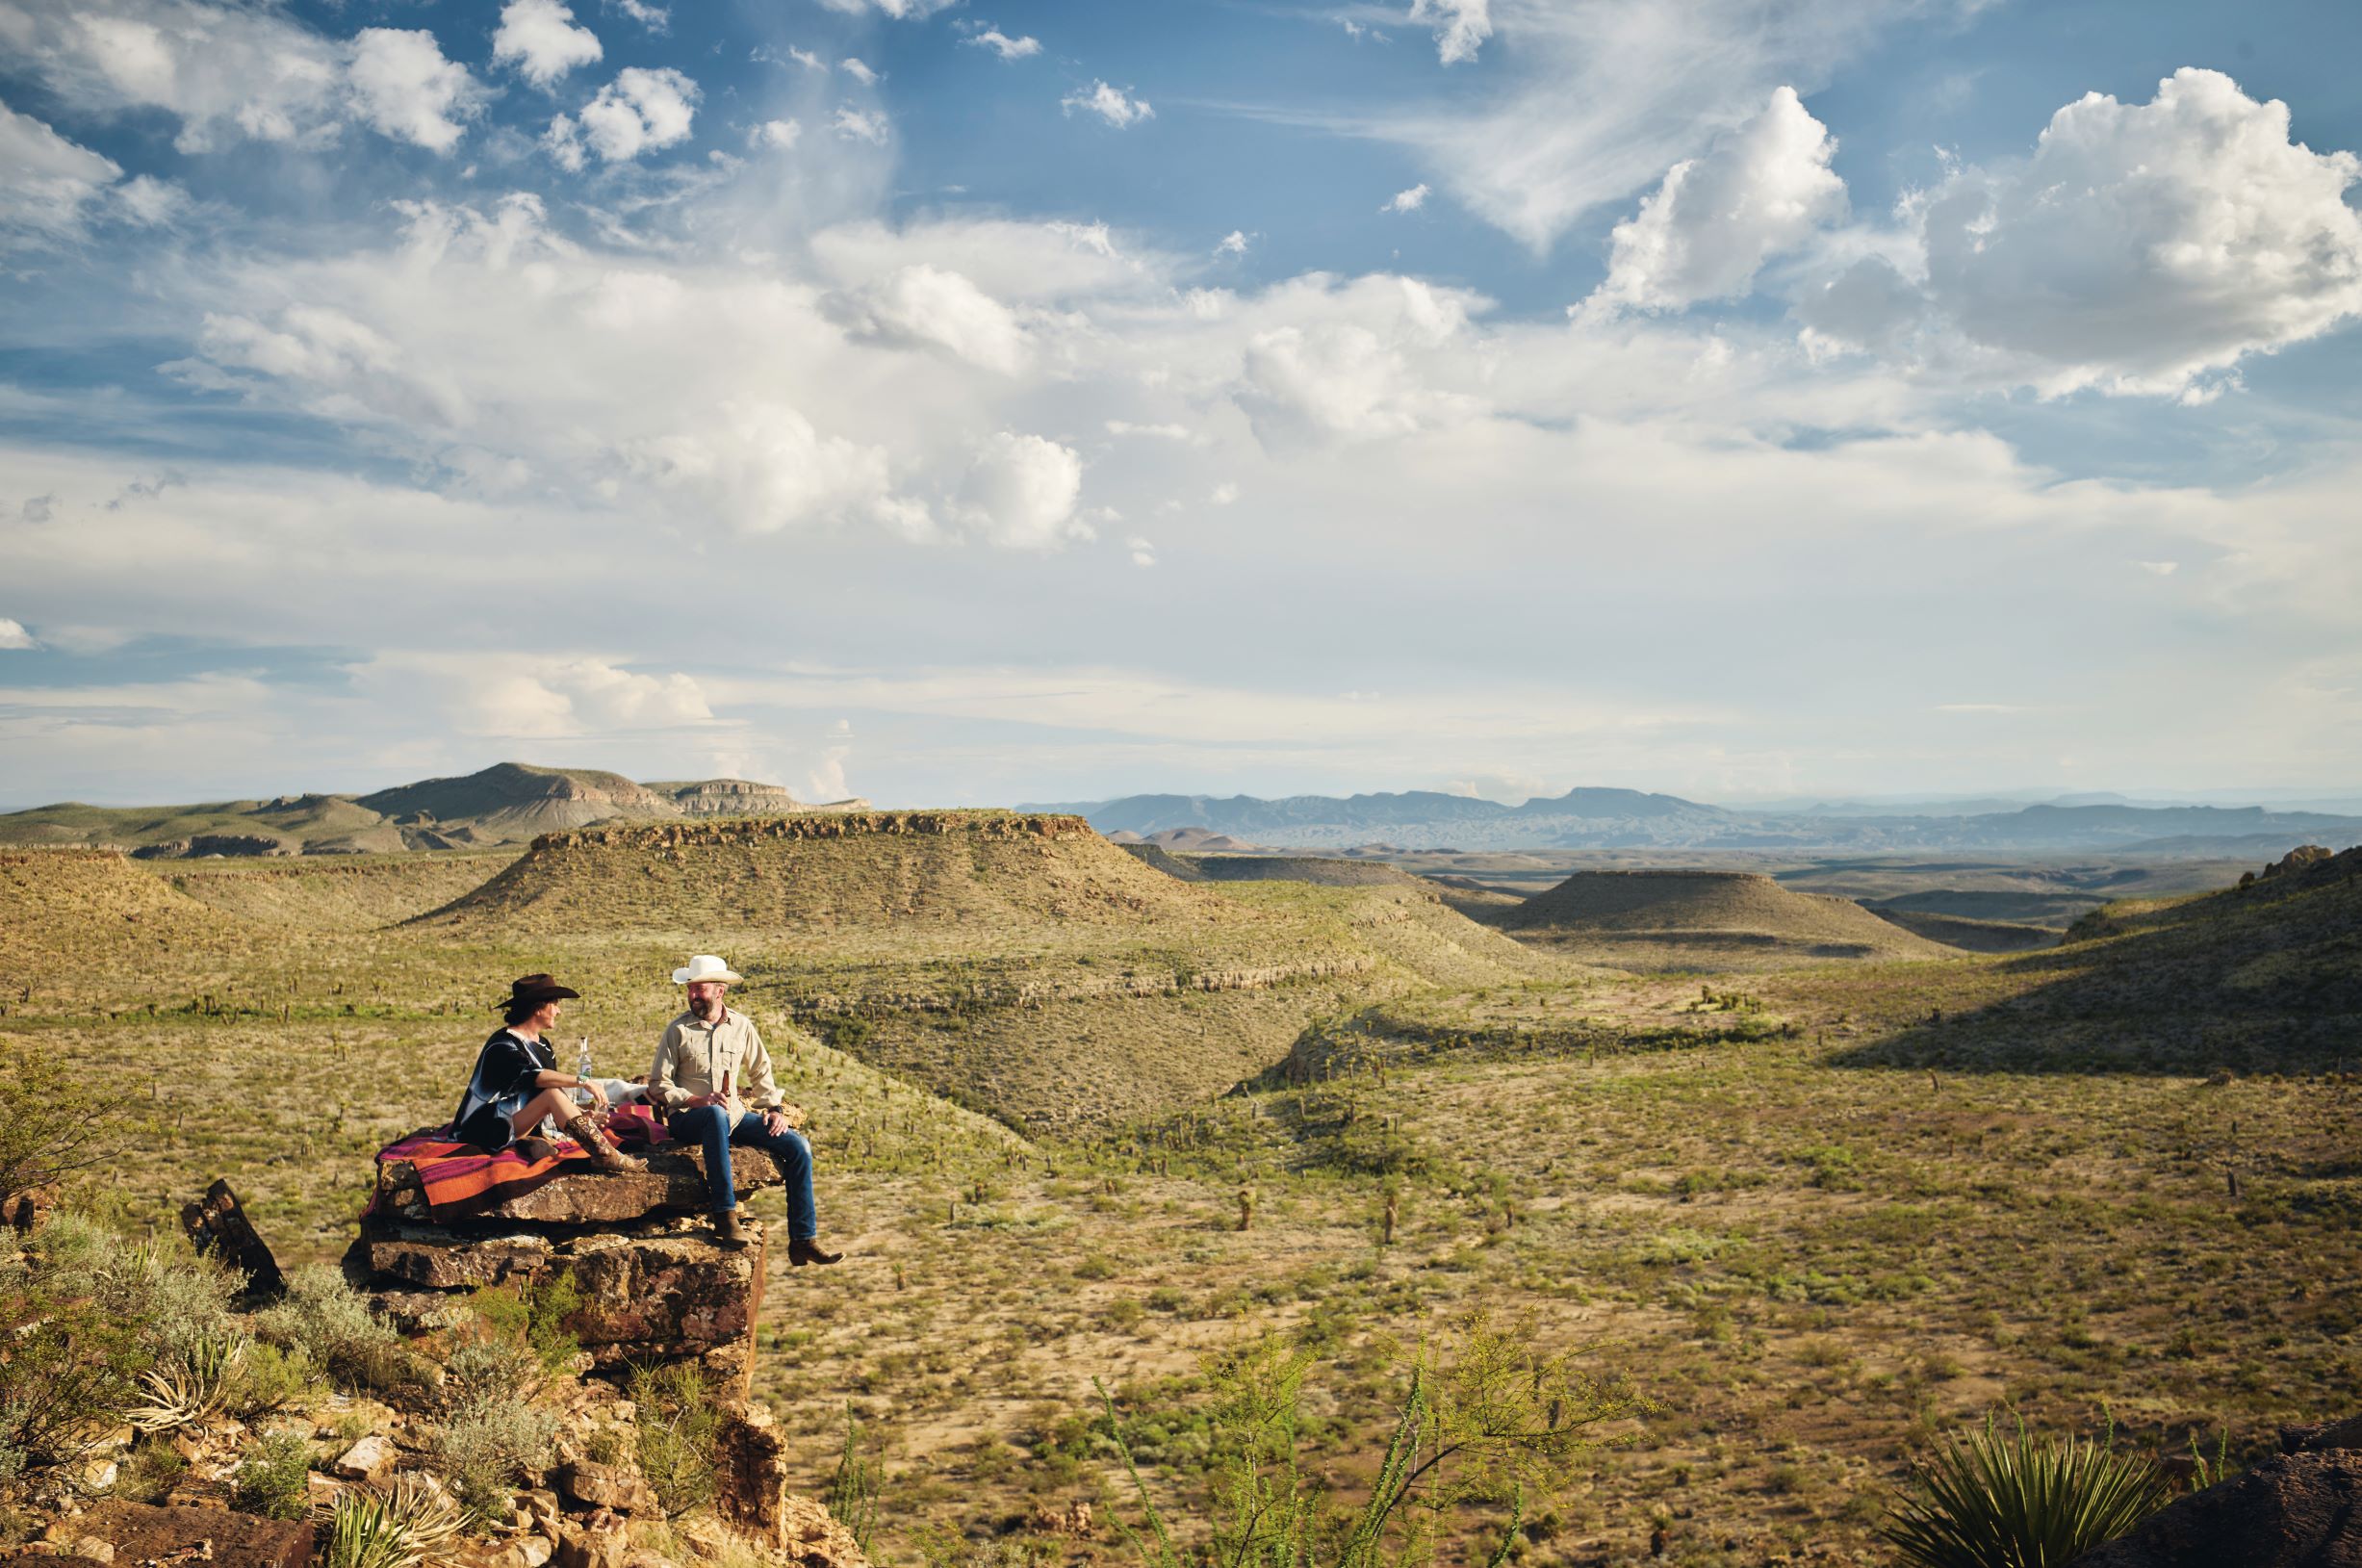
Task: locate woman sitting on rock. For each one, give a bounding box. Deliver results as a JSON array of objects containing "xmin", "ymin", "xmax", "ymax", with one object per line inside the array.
[{"xmin": 452, "ymin": 974, "xmax": 647, "ymax": 1172}]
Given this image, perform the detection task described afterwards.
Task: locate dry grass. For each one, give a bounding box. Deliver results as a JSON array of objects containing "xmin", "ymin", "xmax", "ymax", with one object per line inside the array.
[{"xmin": 1, "ymin": 837, "xmax": 2354, "ymax": 1567}]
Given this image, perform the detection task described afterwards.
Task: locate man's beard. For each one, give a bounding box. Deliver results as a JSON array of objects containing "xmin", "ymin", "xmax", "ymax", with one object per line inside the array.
[{"xmin": 692, "ymin": 996, "xmax": 721, "ymax": 1020}]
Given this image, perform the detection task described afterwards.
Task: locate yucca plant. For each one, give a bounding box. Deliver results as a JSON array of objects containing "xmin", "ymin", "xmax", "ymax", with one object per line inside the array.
[
  {"xmin": 321, "ymin": 1475, "xmax": 466, "ymax": 1568},
  {"xmin": 128, "ymin": 1331, "xmax": 249, "ymax": 1434},
  {"xmin": 1885, "ymin": 1416, "xmax": 2169, "ymax": 1568}
]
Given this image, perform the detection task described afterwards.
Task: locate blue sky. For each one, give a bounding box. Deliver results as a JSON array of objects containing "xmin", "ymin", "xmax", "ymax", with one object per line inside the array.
[{"xmin": 2, "ymin": 0, "xmax": 2360, "ymax": 809}]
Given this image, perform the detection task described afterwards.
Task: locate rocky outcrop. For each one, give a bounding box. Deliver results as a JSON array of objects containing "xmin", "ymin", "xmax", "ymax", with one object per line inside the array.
[
  {"xmin": 665, "ymin": 779, "xmax": 871, "ymax": 817},
  {"xmin": 2265, "ymin": 844, "xmax": 2336, "ymax": 879},
  {"xmin": 74, "ymin": 1501, "xmax": 313, "ymax": 1566},
  {"xmin": 2069, "ymin": 1416, "xmax": 2362, "ymax": 1567},
  {"xmin": 352, "ymin": 1145, "xmax": 781, "ymax": 1396},
  {"xmin": 371, "ymin": 1144, "xmax": 779, "ymax": 1225}
]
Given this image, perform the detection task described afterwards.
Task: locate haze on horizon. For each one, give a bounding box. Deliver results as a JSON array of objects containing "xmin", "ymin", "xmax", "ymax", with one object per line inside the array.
[{"xmin": 4, "ymin": 0, "xmax": 2362, "ymax": 812}]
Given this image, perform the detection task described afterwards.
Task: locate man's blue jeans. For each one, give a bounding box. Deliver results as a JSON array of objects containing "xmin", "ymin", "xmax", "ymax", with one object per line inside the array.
[{"xmin": 666, "ymin": 1105, "xmax": 817, "ymax": 1241}]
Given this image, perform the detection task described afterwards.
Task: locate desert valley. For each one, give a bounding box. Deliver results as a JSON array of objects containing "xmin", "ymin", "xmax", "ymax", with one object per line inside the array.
[{"xmin": 2, "ymin": 762, "xmax": 2354, "ymax": 1567}]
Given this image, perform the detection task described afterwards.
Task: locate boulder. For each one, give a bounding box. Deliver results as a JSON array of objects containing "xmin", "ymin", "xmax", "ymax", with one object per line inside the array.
[
  {"xmin": 358, "ymin": 1221, "xmax": 554, "ymax": 1290},
  {"xmin": 181, "ymin": 1179, "xmax": 285, "ymax": 1297},
  {"xmin": 553, "ymin": 1460, "xmax": 656, "ymax": 1516},
  {"xmin": 77, "ymin": 1501, "xmax": 314, "ymax": 1568},
  {"xmin": 352, "ymin": 1215, "xmax": 765, "ymax": 1373},
  {"xmin": 371, "ymin": 1145, "xmax": 781, "ymax": 1225},
  {"xmin": 775, "ymin": 1495, "xmax": 872, "ymax": 1568},
  {"xmin": 2284, "ymin": 1416, "xmax": 2362, "ymax": 1455},
  {"xmin": 554, "ymin": 1508, "xmax": 629, "ymax": 1568},
  {"xmin": 712, "ymin": 1402, "xmax": 792, "ymax": 1548},
  {"xmin": 331, "ymin": 1433, "xmax": 398, "ymax": 1481},
  {"xmin": 559, "ymin": 1221, "xmax": 767, "ymax": 1361},
  {"xmin": 2068, "ymin": 1450, "xmax": 2362, "ymax": 1567}
]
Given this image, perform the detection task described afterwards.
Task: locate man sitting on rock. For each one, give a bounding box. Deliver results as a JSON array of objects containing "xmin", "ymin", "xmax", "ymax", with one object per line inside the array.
[{"xmin": 650, "ymin": 955, "xmax": 842, "ymax": 1264}]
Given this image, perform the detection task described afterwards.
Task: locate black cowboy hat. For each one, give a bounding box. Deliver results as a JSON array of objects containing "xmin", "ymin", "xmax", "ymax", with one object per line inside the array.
[{"xmin": 497, "ymin": 973, "xmax": 580, "ymax": 1012}]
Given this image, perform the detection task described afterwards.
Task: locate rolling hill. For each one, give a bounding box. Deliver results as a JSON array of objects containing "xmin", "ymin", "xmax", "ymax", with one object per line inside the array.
[
  {"xmin": 411, "ymin": 811, "xmax": 1552, "ymax": 1127},
  {"xmin": 1832, "ymin": 844, "xmax": 2362, "ymax": 1073},
  {"xmin": 0, "ymin": 849, "xmax": 260, "ymax": 978},
  {"xmin": 0, "ymin": 761, "xmax": 870, "ymax": 856},
  {"xmin": 1502, "ymin": 868, "xmax": 1956, "ymax": 969}
]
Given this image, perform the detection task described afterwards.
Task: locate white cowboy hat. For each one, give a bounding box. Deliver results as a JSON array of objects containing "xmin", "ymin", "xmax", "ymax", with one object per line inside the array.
[{"xmin": 672, "ymin": 955, "xmax": 744, "ymax": 986}]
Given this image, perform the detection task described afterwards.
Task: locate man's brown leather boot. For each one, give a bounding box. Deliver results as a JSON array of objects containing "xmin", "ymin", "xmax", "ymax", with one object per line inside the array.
[
  {"xmin": 711, "ymin": 1210, "xmax": 747, "ymax": 1247},
  {"xmin": 787, "ymin": 1236, "xmax": 843, "ymax": 1267}
]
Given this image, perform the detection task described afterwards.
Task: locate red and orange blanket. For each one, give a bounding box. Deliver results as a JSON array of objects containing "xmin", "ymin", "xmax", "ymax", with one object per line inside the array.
[{"xmin": 370, "ymin": 1104, "xmax": 667, "ymax": 1223}]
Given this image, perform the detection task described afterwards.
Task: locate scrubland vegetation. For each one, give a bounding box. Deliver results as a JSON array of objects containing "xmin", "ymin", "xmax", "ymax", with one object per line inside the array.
[{"xmin": 1, "ymin": 820, "xmax": 2355, "ymax": 1564}]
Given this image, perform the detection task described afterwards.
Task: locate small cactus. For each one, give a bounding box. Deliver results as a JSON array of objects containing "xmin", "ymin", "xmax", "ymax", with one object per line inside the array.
[{"xmin": 1238, "ymin": 1187, "xmax": 1255, "ymax": 1232}]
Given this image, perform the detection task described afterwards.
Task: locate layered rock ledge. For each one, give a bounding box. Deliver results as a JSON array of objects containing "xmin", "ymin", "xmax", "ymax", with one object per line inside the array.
[{"xmin": 350, "ymin": 1143, "xmax": 783, "ymax": 1395}]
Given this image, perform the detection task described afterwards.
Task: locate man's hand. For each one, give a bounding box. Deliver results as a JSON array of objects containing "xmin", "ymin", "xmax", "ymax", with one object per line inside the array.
[
  {"xmin": 686, "ymin": 1092, "xmax": 728, "ymax": 1110},
  {"xmin": 761, "ymin": 1108, "xmax": 801, "ymax": 1138}
]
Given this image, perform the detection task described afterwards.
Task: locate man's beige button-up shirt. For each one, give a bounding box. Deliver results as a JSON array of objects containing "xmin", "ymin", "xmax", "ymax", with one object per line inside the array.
[{"xmin": 648, "ymin": 1007, "xmax": 783, "ymax": 1118}]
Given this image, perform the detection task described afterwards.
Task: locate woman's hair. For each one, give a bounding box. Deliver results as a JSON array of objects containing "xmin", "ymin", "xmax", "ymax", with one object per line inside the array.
[{"xmin": 502, "ymin": 998, "xmax": 543, "ymax": 1027}]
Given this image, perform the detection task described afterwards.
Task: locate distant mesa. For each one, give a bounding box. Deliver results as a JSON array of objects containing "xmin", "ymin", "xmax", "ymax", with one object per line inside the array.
[
  {"xmin": 1123, "ymin": 826, "xmax": 1273, "ymax": 854},
  {"xmin": 415, "ymin": 810, "xmax": 1214, "ymax": 936},
  {"xmin": 1034, "ymin": 787, "xmax": 2362, "ymax": 855},
  {"xmin": 0, "ymin": 761, "xmax": 873, "ymax": 857},
  {"xmin": 1123, "ymin": 845, "xmax": 1423, "ymax": 889},
  {"xmin": 1502, "ymin": 868, "xmax": 1955, "ymax": 969}
]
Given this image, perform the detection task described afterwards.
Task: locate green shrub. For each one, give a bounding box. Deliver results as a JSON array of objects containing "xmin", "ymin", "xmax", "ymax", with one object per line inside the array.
[
  {"xmin": 226, "ymin": 1342, "xmax": 322, "ymax": 1422},
  {"xmin": 441, "ymin": 1330, "xmax": 541, "ymax": 1414},
  {"xmin": 255, "ymin": 1266, "xmax": 412, "ymax": 1391},
  {"xmin": 1884, "ymin": 1417, "xmax": 2169, "ymax": 1568},
  {"xmin": 0, "ymin": 1057, "xmax": 124, "ymax": 1211},
  {"xmin": 629, "ymin": 1362, "xmax": 724, "ymax": 1518},
  {"xmin": 430, "ymin": 1400, "xmax": 557, "ymax": 1527},
  {"xmin": 0, "ymin": 1230, "xmax": 145, "ymax": 1499},
  {"xmin": 1100, "ymin": 1315, "xmax": 1649, "ymax": 1568},
  {"xmin": 233, "ymin": 1428, "xmax": 315, "ymax": 1520},
  {"xmin": 468, "ymin": 1274, "xmax": 582, "ymax": 1375},
  {"xmin": 826, "ymin": 1406, "xmax": 880, "ymax": 1554}
]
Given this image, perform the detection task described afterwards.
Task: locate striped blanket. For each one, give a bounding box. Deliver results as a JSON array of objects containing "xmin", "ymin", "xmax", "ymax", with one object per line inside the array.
[{"xmin": 372, "ymin": 1105, "xmax": 670, "ymax": 1223}]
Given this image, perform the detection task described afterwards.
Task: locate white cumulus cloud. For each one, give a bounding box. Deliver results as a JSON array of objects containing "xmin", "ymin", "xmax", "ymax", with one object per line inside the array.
[
  {"xmin": 345, "ymin": 28, "xmax": 483, "ymax": 154},
  {"xmin": 841, "ymin": 265, "xmax": 1031, "ymax": 374},
  {"xmin": 0, "ymin": 99, "xmax": 180, "ymax": 246},
  {"xmin": 0, "ymin": 619, "xmax": 35, "ymax": 651},
  {"xmin": 965, "ymin": 28, "xmax": 1042, "ymax": 61},
  {"xmin": 954, "ymin": 433, "xmax": 1089, "ymax": 549},
  {"xmin": 748, "ymin": 118, "xmax": 801, "ymax": 150},
  {"xmin": 570, "ymin": 65, "xmax": 699, "ymax": 163},
  {"xmin": 1381, "ymin": 183, "xmax": 1429, "ymax": 214},
  {"xmin": 1408, "ymin": 0, "xmax": 1490, "ymax": 64},
  {"xmin": 492, "ymin": 0, "xmax": 603, "ymax": 88},
  {"xmin": 627, "ymin": 402, "xmax": 910, "ymax": 537},
  {"xmin": 1063, "ymin": 82, "xmax": 1153, "ymax": 128},
  {"xmin": 833, "ymin": 107, "xmax": 889, "ymax": 144},
  {"xmin": 1582, "ymin": 88, "xmax": 1846, "ymax": 318},
  {"xmin": 840, "ymin": 58, "xmax": 880, "ymax": 86},
  {"xmin": 1919, "ymin": 68, "xmax": 2362, "ymax": 395},
  {"xmin": 359, "ymin": 653, "xmax": 711, "ymax": 737}
]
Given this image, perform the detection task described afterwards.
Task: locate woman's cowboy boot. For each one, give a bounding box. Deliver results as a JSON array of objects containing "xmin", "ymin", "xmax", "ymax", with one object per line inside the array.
[{"xmin": 562, "ymin": 1113, "xmax": 648, "ymax": 1173}]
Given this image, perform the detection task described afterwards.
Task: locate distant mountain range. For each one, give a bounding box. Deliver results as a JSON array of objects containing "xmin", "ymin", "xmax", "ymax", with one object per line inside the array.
[
  {"xmin": 1022, "ymin": 786, "xmax": 2362, "ymax": 856},
  {"xmin": 0, "ymin": 762, "xmax": 871, "ymax": 857}
]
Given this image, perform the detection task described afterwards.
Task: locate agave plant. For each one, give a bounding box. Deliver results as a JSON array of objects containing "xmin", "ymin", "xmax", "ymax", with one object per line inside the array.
[
  {"xmin": 128, "ymin": 1331, "xmax": 250, "ymax": 1434},
  {"xmin": 1884, "ymin": 1415, "xmax": 2170, "ymax": 1568},
  {"xmin": 321, "ymin": 1474, "xmax": 467, "ymax": 1568}
]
